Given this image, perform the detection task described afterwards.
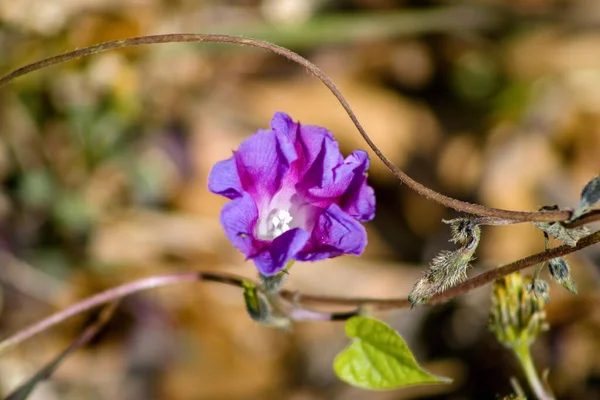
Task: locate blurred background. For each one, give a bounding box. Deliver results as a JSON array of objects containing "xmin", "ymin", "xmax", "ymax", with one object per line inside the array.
[{"xmin": 0, "ymin": 0, "xmax": 600, "ymax": 399}]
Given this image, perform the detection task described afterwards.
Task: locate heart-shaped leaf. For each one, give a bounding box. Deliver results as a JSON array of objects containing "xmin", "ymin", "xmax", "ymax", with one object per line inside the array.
[{"xmin": 334, "ymin": 316, "xmax": 451, "ymax": 390}]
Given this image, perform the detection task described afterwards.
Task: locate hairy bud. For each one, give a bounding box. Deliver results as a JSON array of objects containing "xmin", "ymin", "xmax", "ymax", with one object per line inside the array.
[
  {"xmin": 259, "ymin": 260, "xmax": 294, "ymax": 294},
  {"xmin": 444, "ymin": 218, "xmax": 477, "ymax": 246},
  {"xmin": 409, "ymin": 219, "xmax": 481, "ymax": 306},
  {"xmin": 260, "ymin": 270, "xmax": 288, "ymax": 294}
]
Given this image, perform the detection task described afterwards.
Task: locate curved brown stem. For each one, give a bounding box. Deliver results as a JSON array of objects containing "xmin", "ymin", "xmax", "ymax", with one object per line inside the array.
[
  {"xmin": 4, "ymin": 303, "xmax": 119, "ymax": 400},
  {"xmin": 280, "ymin": 230, "xmax": 600, "ymax": 309},
  {"xmin": 0, "ymin": 272, "xmax": 204, "ymax": 354},
  {"xmin": 0, "ymin": 34, "xmax": 571, "ymax": 222},
  {"xmin": 564, "ymin": 209, "xmax": 600, "ymax": 228},
  {"xmin": 2, "ymin": 230, "xmax": 598, "ymax": 353},
  {"xmin": 0, "ymin": 271, "xmax": 348, "ymax": 353}
]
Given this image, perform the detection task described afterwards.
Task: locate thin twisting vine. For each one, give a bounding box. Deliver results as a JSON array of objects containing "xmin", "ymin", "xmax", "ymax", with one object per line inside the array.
[{"xmin": 0, "ymin": 33, "xmax": 579, "ymax": 223}]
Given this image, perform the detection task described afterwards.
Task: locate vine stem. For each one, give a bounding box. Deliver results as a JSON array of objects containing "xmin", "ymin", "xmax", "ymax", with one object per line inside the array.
[
  {"xmin": 2, "ymin": 230, "xmax": 598, "ymax": 354},
  {"xmin": 565, "ymin": 209, "xmax": 600, "ymax": 228},
  {"xmin": 282, "ymin": 230, "xmax": 600, "ymax": 308},
  {"xmin": 4, "ymin": 303, "xmax": 118, "ymax": 400},
  {"xmin": 0, "ymin": 33, "xmax": 571, "ymax": 223},
  {"xmin": 514, "ymin": 343, "xmax": 555, "ymax": 400}
]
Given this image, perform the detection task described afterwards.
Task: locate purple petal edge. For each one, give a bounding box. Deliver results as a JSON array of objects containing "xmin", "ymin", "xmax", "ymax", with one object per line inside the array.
[
  {"xmin": 297, "ymin": 204, "xmax": 367, "ymax": 262},
  {"xmin": 252, "ymin": 228, "xmax": 310, "ymax": 276}
]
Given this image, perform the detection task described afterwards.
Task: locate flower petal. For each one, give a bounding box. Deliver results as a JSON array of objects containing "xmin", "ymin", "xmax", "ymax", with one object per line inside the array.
[
  {"xmin": 270, "ymin": 112, "xmax": 298, "ymax": 140},
  {"xmin": 219, "ymin": 193, "xmax": 261, "ymax": 256},
  {"xmin": 208, "ymin": 157, "xmax": 243, "ymax": 199},
  {"xmin": 251, "ymin": 228, "xmax": 310, "ymax": 276},
  {"xmin": 234, "ymin": 123, "xmax": 297, "ymax": 204},
  {"xmin": 341, "ymin": 181, "xmax": 375, "ymax": 222},
  {"xmin": 339, "ymin": 151, "xmax": 376, "ymax": 222},
  {"xmin": 306, "ymin": 150, "xmax": 370, "ymax": 204},
  {"xmin": 297, "ymin": 204, "xmax": 367, "ymax": 261},
  {"xmin": 295, "ymin": 124, "xmax": 343, "ymax": 191}
]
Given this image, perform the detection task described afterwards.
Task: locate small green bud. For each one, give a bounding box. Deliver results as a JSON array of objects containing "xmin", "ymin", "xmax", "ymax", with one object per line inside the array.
[
  {"xmin": 243, "ymin": 280, "xmax": 270, "ymax": 320},
  {"xmin": 242, "ymin": 281, "xmax": 290, "ymax": 329},
  {"xmin": 548, "ymin": 257, "xmax": 578, "ymax": 294},
  {"xmin": 489, "ymin": 273, "xmax": 549, "ymax": 349}
]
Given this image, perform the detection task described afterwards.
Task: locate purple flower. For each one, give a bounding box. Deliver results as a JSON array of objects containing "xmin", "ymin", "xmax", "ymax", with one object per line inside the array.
[{"xmin": 208, "ymin": 112, "xmax": 375, "ymax": 276}]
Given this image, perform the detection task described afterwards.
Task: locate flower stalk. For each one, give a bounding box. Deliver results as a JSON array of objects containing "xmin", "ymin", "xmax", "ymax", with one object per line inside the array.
[
  {"xmin": 514, "ymin": 343, "xmax": 555, "ymax": 400},
  {"xmin": 513, "ymin": 344, "xmax": 555, "ymax": 400}
]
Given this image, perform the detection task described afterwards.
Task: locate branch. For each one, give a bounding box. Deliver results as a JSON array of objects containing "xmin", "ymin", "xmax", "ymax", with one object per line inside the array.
[
  {"xmin": 0, "ymin": 271, "xmax": 350, "ymax": 354},
  {"xmin": 2, "ymin": 230, "xmax": 598, "ymax": 353},
  {"xmin": 0, "ymin": 34, "xmax": 571, "ymax": 223},
  {"xmin": 5, "ymin": 303, "xmax": 118, "ymax": 400},
  {"xmin": 280, "ymin": 230, "xmax": 600, "ymax": 309},
  {"xmin": 0, "ymin": 272, "xmax": 224, "ymax": 354},
  {"xmin": 564, "ymin": 209, "xmax": 600, "ymax": 228}
]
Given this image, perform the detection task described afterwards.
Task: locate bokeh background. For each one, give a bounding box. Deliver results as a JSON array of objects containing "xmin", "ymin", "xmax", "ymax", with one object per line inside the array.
[{"xmin": 1, "ymin": 0, "xmax": 600, "ymax": 399}]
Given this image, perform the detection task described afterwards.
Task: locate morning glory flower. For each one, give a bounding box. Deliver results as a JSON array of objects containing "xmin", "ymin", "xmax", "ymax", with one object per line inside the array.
[{"xmin": 208, "ymin": 112, "xmax": 375, "ymax": 276}]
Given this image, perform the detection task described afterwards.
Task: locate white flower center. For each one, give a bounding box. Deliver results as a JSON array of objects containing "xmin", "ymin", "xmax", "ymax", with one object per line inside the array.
[
  {"xmin": 266, "ymin": 208, "xmax": 293, "ymax": 239},
  {"xmin": 256, "ymin": 206, "xmax": 295, "ymax": 240},
  {"xmin": 255, "ymin": 191, "xmax": 314, "ymax": 241}
]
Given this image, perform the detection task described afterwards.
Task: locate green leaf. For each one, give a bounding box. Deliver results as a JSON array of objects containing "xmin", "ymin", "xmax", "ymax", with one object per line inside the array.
[{"xmin": 334, "ymin": 316, "xmax": 451, "ymax": 390}]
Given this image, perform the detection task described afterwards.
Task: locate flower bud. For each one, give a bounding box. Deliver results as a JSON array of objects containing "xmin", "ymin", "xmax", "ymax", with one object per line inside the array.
[
  {"xmin": 444, "ymin": 218, "xmax": 475, "ymax": 246},
  {"xmin": 242, "ymin": 281, "xmax": 290, "ymax": 328},
  {"xmin": 489, "ymin": 273, "xmax": 548, "ymax": 349},
  {"xmin": 409, "ymin": 223, "xmax": 481, "ymax": 306}
]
